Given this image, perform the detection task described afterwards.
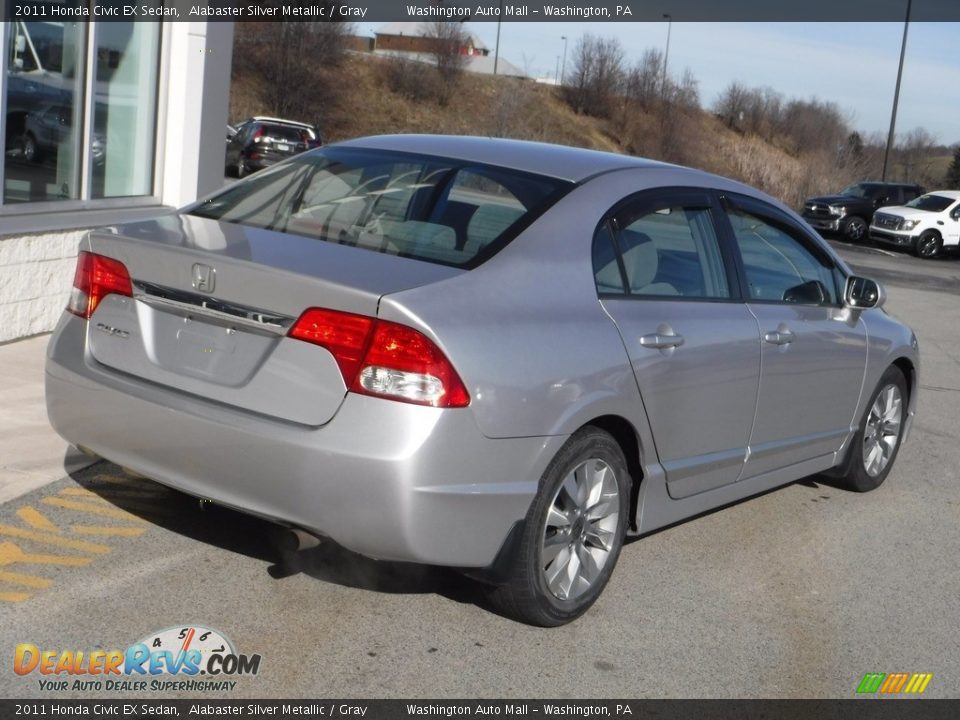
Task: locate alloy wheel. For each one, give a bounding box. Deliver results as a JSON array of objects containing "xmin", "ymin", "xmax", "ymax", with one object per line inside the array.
[
  {"xmin": 862, "ymin": 384, "xmax": 903, "ymax": 477},
  {"xmin": 540, "ymin": 458, "xmax": 621, "ymax": 601}
]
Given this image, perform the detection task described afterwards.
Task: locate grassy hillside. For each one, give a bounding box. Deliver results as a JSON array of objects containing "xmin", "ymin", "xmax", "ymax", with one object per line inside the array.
[{"xmin": 228, "ymin": 53, "xmax": 904, "ymax": 208}]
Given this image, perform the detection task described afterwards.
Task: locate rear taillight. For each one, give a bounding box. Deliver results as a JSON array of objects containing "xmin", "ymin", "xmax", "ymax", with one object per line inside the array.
[
  {"xmin": 288, "ymin": 308, "xmax": 470, "ymax": 408},
  {"xmin": 67, "ymin": 251, "xmax": 133, "ymax": 319}
]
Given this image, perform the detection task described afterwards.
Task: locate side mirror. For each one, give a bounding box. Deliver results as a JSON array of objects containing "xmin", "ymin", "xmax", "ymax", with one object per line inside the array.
[{"xmin": 844, "ymin": 276, "xmax": 885, "ymax": 310}]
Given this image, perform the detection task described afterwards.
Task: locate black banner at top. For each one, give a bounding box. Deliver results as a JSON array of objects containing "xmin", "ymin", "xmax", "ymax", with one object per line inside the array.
[{"xmin": 3, "ymin": 0, "xmax": 960, "ymax": 23}]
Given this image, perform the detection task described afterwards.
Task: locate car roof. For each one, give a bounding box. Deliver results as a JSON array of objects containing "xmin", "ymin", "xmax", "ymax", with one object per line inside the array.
[
  {"xmin": 248, "ymin": 117, "xmax": 315, "ymax": 129},
  {"xmin": 923, "ymin": 190, "xmax": 960, "ymax": 200},
  {"xmin": 857, "ymin": 181, "xmax": 921, "ymax": 187},
  {"xmin": 331, "ymin": 134, "xmax": 669, "ymax": 183}
]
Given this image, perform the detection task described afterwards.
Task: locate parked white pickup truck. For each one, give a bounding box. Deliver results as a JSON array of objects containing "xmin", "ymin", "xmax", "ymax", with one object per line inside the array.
[{"xmin": 870, "ymin": 190, "xmax": 960, "ymax": 258}]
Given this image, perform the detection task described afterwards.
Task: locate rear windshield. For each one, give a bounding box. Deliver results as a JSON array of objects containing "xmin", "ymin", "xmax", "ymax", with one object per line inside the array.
[
  {"xmin": 190, "ymin": 147, "xmax": 570, "ymax": 268},
  {"xmin": 905, "ymin": 194, "xmax": 955, "ymax": 213},
  {"xmin": 261, "ymin": 125, "xmax": 306, "ymax": 142}
]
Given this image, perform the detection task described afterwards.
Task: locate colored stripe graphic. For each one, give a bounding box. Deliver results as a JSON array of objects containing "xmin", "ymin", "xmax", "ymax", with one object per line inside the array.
[
  {"xmin": 857, "ymin": 673, "xmax": 885, "ymax": 694},
  {"xmin": 880, "ymin": 672, "xmax": 909, "ymax": 693},
  {"xmin": 904, "ymin": 673, "xmax": 933, "ymax": 694},
  {"xmin": 857, "ymin": 672, "xmax": 932, "ymax": 694}
]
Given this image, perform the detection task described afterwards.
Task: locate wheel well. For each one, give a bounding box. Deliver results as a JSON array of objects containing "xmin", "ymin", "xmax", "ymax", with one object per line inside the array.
[
  {"xmin": 583, "ymin": 415, "xmax": 644, "ymax": 531},
  {"xmin": 892, "ymin": 357, "xmax": 916, "ymax": 403}
]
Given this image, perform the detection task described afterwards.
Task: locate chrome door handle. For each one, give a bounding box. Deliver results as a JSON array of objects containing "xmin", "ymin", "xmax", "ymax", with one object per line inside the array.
[
  {"xmin": 640, "ymin": 333, "xmax": 685, "ymax": 349},
  {"xmin": 764, "ymin": 330, "xmax": 796, "ymax": 345}
]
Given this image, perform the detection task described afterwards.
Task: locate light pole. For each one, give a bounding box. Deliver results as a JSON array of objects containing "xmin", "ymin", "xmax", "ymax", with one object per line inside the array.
[
  {"xmin": 560, "ymin": 35, "xmax": 568, "ymax": 86},
  {"xmin": 882, "ymin": 0, "xmax": 912, "ymax": 181},
  {"xmin": 555, "ymin": 55, "xmax": 560, "ymax": 84},
  {"xmin": 662, "ymin": 13, "xmax": 672, "ymax": 92},
  {"xmin": 493, "ymin": 0, "xmax": 503, "ymax": 75}
]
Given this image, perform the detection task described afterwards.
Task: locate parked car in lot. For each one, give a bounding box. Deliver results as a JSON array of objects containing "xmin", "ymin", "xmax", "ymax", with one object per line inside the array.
[
  {"xmin": 21, "ymin": 103, "xmax": 105, "ymax": 166},
  {"xmin": 802, "ymin": 181, "xmax": 924, "ymax": 242},
  {"xmin": 224, "ymin": 117, "xmax": 321, "ymax": 178},
  {"xmin": 46, "ymin": 136, "xmax": 919, "ymax": 626},
  {"xmin": 870, "ymin": 191, "xmax": 960, "ymax": 258}
]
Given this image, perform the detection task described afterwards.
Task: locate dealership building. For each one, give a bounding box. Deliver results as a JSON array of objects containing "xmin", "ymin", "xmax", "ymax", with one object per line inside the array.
[{"xmin": 0, "ymin": 20, "xmax": 233, "ymax": 343}]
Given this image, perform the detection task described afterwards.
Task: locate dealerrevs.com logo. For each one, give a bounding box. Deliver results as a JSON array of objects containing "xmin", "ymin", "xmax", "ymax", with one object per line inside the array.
[{"xmin": 14, "ymin": 625, "xmax": 261, "ymax": 693}]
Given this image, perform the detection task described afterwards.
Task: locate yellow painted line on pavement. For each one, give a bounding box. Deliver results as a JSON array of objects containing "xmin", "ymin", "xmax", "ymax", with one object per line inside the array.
[
  {"xmin": 0, "ymin": 541, "xmax": 93, "ymax": 567},
  {"xmin": 0, "ymin": 591, "xmax": 30, "ymax": 602},
  {"xmin": 60, "ymin": 488, "xmax": 111, "ymax": 502},
  {"xmin": 0, "ymin": 569, "xmax": 53, "ymax": 589},
  {"xmin": 16, "ymin": 507, "xmax": 61, "ymax": 533},
  {"xmin": 71, "ymin": 525, "xmax": 146, "ymax": 538},
  {"xmin": 94, "ymin": 472, "xmax": 160, "ymax": 488},
  {"xmin": 0, "ymin": 524, "xmax": 112, "ymax": 554},
  {"xmin": 41, "ymin": 497, "xmax": 145, "ymax": 522}
]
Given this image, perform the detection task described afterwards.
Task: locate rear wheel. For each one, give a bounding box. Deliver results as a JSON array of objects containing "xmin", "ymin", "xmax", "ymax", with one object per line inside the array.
[
  {"xmin": 489, "ymin": 427, "xmax": 630, "ymax": 626},
  {"xmin": 914, "ymin": 231, "xmax": 941, "ymax": 259},
  {"xmin": 834, "ymin": 366, "xmax": 907, "ymax": 492}
]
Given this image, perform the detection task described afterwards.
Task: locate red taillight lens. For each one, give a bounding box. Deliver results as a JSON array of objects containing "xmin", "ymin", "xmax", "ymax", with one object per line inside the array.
[
  {"xmin": 288, "ymin": 308, "xmax": 375, "ymax": 382},
  {"xmin": 288, "ymin": 308, "xmax": 470, "ymax": 408},
  {"xmin": 67, "ymin": 251, "xmax": 133, "ymax": 319}
]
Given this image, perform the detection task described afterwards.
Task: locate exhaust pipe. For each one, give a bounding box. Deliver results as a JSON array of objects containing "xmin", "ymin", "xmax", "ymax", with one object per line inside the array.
[{"xmin": 279, "ymin": 528, "xmax": 324, "ymax": 553}]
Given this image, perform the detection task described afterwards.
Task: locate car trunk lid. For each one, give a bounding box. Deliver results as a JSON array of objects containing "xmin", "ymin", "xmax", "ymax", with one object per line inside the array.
[{"xmin": 83, "ymin": 213, "xmax": 461, "ymax": 426}]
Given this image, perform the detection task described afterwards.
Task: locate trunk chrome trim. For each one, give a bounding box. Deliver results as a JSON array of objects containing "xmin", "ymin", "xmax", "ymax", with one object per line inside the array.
[{"xmin": 132, "ymin": 281, "xmax": 294, "ymax": 336}]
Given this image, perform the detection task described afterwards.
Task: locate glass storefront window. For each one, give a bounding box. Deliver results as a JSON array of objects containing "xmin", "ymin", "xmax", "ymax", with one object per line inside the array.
[
  {"xmin": 4, "ymin": 18, "xmax": 86, "ymax": 203},
  {"xmin": 2, "ymin": 15, "xmax": 160, "ymax": 207},
  {"xmin": 92, "ymin": 22, "xmax": 159, "ymax": 199}
]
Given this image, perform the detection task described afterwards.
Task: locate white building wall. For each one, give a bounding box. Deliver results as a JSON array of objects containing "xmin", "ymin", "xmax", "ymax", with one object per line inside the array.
[{"xmin": 0, "ymin": 230, "xmax": 88, "ymax": 343}]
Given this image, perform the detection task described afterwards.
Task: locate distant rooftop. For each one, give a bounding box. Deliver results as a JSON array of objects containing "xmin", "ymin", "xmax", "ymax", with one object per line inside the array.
[{"xmin": 376, "ymin": 22, "xmax": 490, "ymax": 52}]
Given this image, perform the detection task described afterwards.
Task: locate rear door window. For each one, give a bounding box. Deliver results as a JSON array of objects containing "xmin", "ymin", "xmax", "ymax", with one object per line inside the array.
[{"xmin": 596, "ymin": 192, "xmax": 732, "ymax": 300}]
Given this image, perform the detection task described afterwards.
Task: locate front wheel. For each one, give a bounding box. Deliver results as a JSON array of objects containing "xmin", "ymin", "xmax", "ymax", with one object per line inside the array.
[
  {"xmin": 913, "ymin": 231, "xmax": 942, "ymax": 259},
  {"xmin": 844, "ymin": 216, "xmax": 868, "ymax": 242},
  {"xmin": 834, "ymin": 366, "xmax": 908, "ymax": 493},
  {"xmin": 488, "ymin": 427, "xmax": 630, "ymax": 626},
  {"xmin": 21, "ymin": 133, "xmax": 39, "ymax": 163}
]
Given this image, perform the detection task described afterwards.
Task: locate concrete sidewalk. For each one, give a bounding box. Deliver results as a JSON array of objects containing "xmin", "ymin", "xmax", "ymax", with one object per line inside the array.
[{"xmin": 0, "ymin": 333, "xmax": 96, "ymax": 504}]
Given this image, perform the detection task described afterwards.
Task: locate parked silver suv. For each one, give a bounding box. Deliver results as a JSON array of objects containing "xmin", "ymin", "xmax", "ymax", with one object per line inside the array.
[{"xmin": 46, "ymin": 136, "xmax": 918, "ymax": 625}]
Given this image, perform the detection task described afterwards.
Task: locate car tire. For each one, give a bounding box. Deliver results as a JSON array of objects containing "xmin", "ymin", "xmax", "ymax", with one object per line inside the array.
[
  {"xmin": 21, "ymin": 133, "xmax": 39, "ymax": 163},
  {"xmin": 488, "ymin": 426, "xmax": 630, "ymax": 627},
  {"xmin": 833, "ymin": 366, "xmax": 908, "ymax": 493},
  {"xmin": 843, "ymin": 216, "xmax": 868, "ymax": 242},
  {"xmin": 913, "ymin": 231, "xmax": 942, "ymax": 259}
]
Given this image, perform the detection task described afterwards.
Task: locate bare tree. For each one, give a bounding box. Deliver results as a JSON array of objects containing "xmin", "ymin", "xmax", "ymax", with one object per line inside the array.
[
  {"xmin": 564, "ymin": 35, "xmax": 625, "ymax": 119},
  {"xmin": 945, "ymin": 145, "xmax": 960, "ymax": 189},
  {"xmin": 425, "ymin": 22, "xmax": 468, "ymax": 80},
  {"xmin": 233, "ymin": 14, "xmax": 350, "ymax": 121},
  {"xmin": 715, "ymin": 82, "xmax": 749, "ymax": 130},
  {"xmin": 897, "ymin": 127, "xmax": 940, "ymax": 185},
  {"xmin": 622, "ymin": 49, "xmax": 663, "ymax": 111}
]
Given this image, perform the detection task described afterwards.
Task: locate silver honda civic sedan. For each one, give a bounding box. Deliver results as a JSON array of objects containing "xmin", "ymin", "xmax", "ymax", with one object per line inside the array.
[{"xmin": 46, "ymin": 135, "xmax": 918, "ymax": 626}]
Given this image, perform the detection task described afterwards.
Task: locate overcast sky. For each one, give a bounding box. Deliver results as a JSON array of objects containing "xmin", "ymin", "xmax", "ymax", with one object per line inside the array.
[{"xmin": 354, "ymin": 22, "xmax": 960, "ymax": 146}]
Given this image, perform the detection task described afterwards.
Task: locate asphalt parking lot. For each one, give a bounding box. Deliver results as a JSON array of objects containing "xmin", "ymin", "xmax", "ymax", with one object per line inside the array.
[{"xmin": 1, "ymin": 240, "xmax": 958, "ymax": 699}]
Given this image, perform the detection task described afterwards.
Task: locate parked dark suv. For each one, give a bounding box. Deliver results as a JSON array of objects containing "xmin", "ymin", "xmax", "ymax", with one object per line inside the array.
[
  {"xmin": 225, "ymin": 117, "xmax": 322, "ymax": 178},
  {"xmin": 802, "ymin": 182, "xmax": 924, "ymax": 242}
]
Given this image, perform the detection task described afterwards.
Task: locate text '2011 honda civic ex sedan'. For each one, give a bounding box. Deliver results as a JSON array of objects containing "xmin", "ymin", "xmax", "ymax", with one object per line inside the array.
[{"xmin": 46, "ymin": 135, "xmax": 919, "ymax": 626}]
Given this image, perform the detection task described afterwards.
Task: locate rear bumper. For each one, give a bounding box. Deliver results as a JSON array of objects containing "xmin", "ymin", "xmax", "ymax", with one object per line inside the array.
[{"xmin": 46, "ymin": 314, "xmax": 564, "ymax": 567}]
